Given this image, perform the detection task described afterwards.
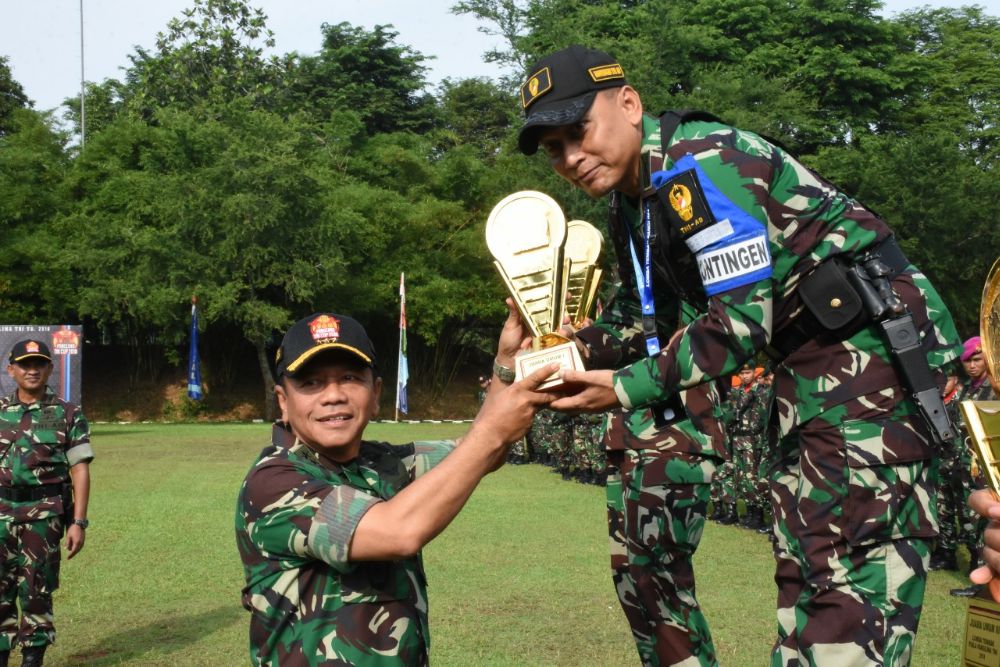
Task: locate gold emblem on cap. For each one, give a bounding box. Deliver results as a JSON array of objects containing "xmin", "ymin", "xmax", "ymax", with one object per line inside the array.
[
  {"xmin": 520, "ymin": 67, "xmax": 552, "ymax": 109},
  {"xmin": 668, "ymin": 184, "xmax": 694, "ymax": 222}
]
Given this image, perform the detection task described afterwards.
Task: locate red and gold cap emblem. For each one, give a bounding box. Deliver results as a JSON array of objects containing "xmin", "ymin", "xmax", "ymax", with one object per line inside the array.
[
  {"xmin": 309, "ymin": 315, "xmax": 340, "ymax": 343},
  {"xmin": 26, "ymin": 342, "xmax": 39, "ymax": 353}
]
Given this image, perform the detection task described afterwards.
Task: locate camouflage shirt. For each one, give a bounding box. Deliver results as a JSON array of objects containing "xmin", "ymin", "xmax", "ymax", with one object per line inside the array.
[
  {"xmin": 235, "ymin": 422, "xmax": 455, "ymax": 667},
  {"xmin": 594, "ymin": 115, "xmax": 960, "ymax": 435},
  {"xmin": 726, "ymin": 383, "xmax": 768, "ymax": 436},
  {"xmin": 0, "ymin": 387, "xmax": 93, "ymax": 522}
]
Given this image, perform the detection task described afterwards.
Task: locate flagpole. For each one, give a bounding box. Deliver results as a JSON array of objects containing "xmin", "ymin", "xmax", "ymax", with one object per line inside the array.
[{"xmin": 396, "ymin": 273, "xmax": 407, "ymax": 421}]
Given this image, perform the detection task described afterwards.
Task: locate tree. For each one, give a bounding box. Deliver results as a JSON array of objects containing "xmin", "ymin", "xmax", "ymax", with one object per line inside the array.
[
  {"xmin": 287, "ymin": 22, "xmax": 438, "ymax": 136},
  {"xmin": 0, "ymin": 56, "xmax": 31, "ymax": 136},
  {"xmin": 121, "ymin": 0, "xmax": 287, "ymax": 118},
  {"xmin": 0, "ymin": 108, "xmax": 72, "ymax": 323}
]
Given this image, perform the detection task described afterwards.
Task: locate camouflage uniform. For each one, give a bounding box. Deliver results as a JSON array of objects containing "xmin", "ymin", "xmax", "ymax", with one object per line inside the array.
[
  {"xmin": 534, "ymin": 409, "xmax": 573, "ymax": 476},
  {"xmin": 599, "ymin": 115, "xmax": 959, "ymax": 665},
  {"xmin": 936, "ymin": 378, "xmax": 997, "ymax": 565},
  {"xmin": 708, "ymin": 404, "xmax": 735, "ymax": 520},
  {"xmin": 0, "ymin": 387, "xmax": 93, "ymax": 651},
  {"xmin": 727, "ymin": 380, "xmax": 768, "ymax": 522},
  {"xmin": 235, "ymin": 422, "xmax": 455, "ymax": 666},
  {"xmin": 577, "ymin": 278, "xmax": 728, "ymax": 663},
  {"xmin": 752, "ymin": 381, "xmax": 777, "ymax": 521}
]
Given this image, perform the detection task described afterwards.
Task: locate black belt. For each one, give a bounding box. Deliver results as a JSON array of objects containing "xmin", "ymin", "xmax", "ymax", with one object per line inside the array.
[
  {"xmin": 764, "ymin": 236, "xmax": 910, "ymax": 362},
  {"xmin": 0, "ymin": 483, "xmax": 64, "ymax": 502}
]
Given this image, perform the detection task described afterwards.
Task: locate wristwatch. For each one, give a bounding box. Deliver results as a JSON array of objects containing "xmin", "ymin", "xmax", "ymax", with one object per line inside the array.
[
  {"xmin": 493, "ymin": 359, "xmax": 516, "ymax": 384},
  {"xmin": 72, "ymin": 518, "xmax": 89, "ymax": 529}
]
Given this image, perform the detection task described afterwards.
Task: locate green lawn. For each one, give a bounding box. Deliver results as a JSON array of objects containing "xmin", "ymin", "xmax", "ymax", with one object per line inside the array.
[{"xmin": 28, "ymin": 423, "xmax": 971, "ymax": 665}]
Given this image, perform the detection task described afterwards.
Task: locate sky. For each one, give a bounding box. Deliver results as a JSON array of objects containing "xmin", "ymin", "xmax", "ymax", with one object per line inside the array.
[{"xmin": 2, "ymin": 0, "xmax": 999, "ymax": 113}]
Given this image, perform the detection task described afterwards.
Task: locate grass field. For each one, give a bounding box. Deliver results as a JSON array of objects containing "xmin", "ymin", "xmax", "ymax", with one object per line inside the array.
[{"xmin": 24, "ymin": 422, "xmax": 974, "ymax": 665}]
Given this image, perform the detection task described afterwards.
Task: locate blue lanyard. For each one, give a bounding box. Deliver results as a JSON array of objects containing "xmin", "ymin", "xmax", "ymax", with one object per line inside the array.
[{"xmin": 627, "ymin": 198, "xmax": 661, "ymax": 356}]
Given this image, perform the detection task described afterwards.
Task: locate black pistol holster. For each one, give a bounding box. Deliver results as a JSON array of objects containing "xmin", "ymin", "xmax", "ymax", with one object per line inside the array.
[{"xmin": 766, "ymin": 236, "xmax": 956, "ymax": 445}]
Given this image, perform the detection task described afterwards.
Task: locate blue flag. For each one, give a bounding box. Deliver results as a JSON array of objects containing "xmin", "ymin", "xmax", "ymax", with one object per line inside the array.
[
  {"xmin": 396, "ymin": 273, "xmax": 409, "ymax": 415},
  {"xmin": 187, "ymin": 301, "xmax": 203, "ymax": 400}
]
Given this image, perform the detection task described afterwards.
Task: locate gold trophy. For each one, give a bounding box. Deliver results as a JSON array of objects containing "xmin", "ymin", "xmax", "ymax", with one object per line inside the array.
[
  {"xmin": 564, "ymin": 220, "xmax": 604, "ymax": 329},
  {"xmin": 485, "ymin": 192, "xmax": 597, "ymax": 389},
  {"xmin": 961, "ymin": 257, "xmax": 1000, "ymax": 662}
]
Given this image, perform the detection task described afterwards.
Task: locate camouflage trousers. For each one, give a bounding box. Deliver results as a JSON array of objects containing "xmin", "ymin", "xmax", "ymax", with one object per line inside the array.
[
  {"xmin": 769, "ymin": 393, "xmax": 936, "ymax": 666},
  {"xmin": 732, "ymin": 434, "xmax": 767, "ymax": 512},
  {"xmin": 708, "ymin": 443, "xmax": 734, "ymax": 507},
  {"xmin": 935, "ymin": 438, "xmax": 981, "ymax": 554},
  {"xmin": 607, "ymin": 449, "xmax": 718, "ymax": 667},
  {"xmin": 0, "ymin": 516, "xmax": 62, "ymax": 650}
]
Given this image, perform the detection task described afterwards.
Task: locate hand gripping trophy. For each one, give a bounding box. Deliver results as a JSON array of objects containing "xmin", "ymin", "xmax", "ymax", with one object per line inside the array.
[{"xmin": 486, "ymin": 191, "xmax": 603, "ymax": 389}]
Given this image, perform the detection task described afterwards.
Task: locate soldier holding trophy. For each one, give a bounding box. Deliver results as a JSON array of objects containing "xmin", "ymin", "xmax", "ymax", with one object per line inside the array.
[{"xmin": 504, "ymin": 44, "xmax": 961, "ymax": 666}]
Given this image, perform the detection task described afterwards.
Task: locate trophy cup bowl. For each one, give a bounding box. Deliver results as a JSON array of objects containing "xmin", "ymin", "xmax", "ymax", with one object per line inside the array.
[
  {"xmin": 564, "ymin": 220, "xmax": 604, "ymax": 329},
  {"xmin": 485, "ymin": 191, "xmax": 584, "ymax": 390}
]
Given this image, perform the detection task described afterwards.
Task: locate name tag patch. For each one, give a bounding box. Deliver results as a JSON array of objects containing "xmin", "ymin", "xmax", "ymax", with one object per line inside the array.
[{"xmin": 697, "ymin": 236, "xmax": 771, "ymax": 294}]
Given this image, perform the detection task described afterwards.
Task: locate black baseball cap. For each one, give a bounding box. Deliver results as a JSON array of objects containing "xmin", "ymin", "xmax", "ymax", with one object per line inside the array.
[
  {"xmin": 518, "ymin": 45, "xmax": 628, "ymax": 155},
  {"xmin": 9, "ymin": 339, "xmax": 52, "ymax": 364},
  {"xmin": 275, "ymin": 313, "xmax": 377, "ymax": 379}
]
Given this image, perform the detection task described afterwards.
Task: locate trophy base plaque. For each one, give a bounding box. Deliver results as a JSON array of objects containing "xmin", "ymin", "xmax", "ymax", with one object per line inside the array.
[
  {"xmin": 964, "ymin": 591, "xmax": 1000, "ymax": 666},
  {"xmin": 514, "ymin": 340, "xmax": 584, "ymax": 391}
]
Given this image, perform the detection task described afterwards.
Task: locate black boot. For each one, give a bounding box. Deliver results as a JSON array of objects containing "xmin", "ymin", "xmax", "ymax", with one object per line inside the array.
[
  {"xmin": 745, "ymin": 507, "xmax": 764, "ymax": 531},
  {"xmin": 929, "ymin": 547, "xmax": 958, "ymax": 571},
  {"xmin": 709, "ymin": 502, "xmax": 724, "ymax": 522},
  {"xmin": 21, "ymin": 646, "xmax": 45, "ymax": 667},
  {"xmin": 719, "ymin": 503, "xmax": 739, "ymax": 525},
  {"xmin": 757, "ymin": 510, "xmax": 773, "ymax": 534},
  {"xmin": 0, "ymin": 649, "xmax": 9, "ymax": 667}
]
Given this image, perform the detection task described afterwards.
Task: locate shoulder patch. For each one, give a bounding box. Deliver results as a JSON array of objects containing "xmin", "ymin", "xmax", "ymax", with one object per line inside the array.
[{"xmin": 652, "ymin": 154, "xmax": 772, "ymax": 296}]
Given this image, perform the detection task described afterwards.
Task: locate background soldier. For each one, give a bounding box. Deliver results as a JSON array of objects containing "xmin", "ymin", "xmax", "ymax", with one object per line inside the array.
[
  {"xmin": 727, "ymin": 363, "xmax": 768, "ymax": 530},
  {"xmin": 946, "ymin": 337, "xmax": 999, "ymax": 597},
  {"xmin": 0, "ymin": 340, "xmax": 92, "ymax": 667}
]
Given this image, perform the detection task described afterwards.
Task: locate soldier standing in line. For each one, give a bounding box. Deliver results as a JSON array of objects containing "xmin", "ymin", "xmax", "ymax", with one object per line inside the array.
[
  {"xmin": 727, "ymin": 362, "xmax": 769, "ymax": 530},
  {"xmin": 947, "ymin": 337, "xmax": 999, "ymax": 597},
  {"xmin": 709, "ymin": 397, "xmax": 736, "ymax": 525},
  {"xmin": 519, "ymin": 45, "xmax": 960, "ymax": 665},
  {"xmin": 753, "ymin": 365, "xmax": 777, "ymax": 535},
  {"xmin": 931, "ymin": 367, "xmax": 968, "ymax": 572},
  {"xmin": 0, "ymin": 340, "xmax": 93, "ymax": 667}
]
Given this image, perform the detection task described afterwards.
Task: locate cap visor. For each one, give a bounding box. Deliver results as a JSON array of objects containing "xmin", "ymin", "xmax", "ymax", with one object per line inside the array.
[
  {"xmin": 284, "ymin": 343, "xmax": 373, "ymax": 376},
  {"xmin": 11, "ymin": 353, "xmax": 52, "ymax": 363},
  {"xmin": 518, "ymin": 92, "xmax": 597, "ymax": 155}
]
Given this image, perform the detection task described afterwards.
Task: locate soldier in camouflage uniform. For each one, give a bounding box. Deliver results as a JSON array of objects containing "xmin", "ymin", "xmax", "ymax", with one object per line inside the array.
[
  {"xmin": 931, "ymin": 368, "xmax": 971, "ymax": 572},
  {"xmin": 944, "ymin": 338, "xmax": 998, "ymax": 597},
  {"xmin": 0, "ymin": 340, "xmax": 93, "ymax": 667},
  {"xmin": 727, "ymin": 363, "xmax": 769, "ymax": 530},
  {"xmin": 708, "ymin": 407, "xmax": 736, "ymax": 524},
  {"xmin": 518, "ymin": 48, "xmax": 731, "ymax": 667},
  {"xmin": 753, "ymin": 368, "xmax": 777, "ymax": 534},
  {"xmin": 518, "ymin": 46, "xmax": 960, "ymax": 666},
  {"xmin": 236, "ymin": 311, "xmax": 551, "ymax": 666}
]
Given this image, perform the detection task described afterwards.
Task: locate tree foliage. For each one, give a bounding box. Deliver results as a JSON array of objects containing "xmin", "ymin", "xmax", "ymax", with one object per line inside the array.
[{"xmin": 1, "ymin": 0, "xmax": 997, "ymax": 416}]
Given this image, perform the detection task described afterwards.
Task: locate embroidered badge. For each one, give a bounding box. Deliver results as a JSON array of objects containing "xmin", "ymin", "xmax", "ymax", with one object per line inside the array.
[
  {"xmin": 588, "ymin": 63, "xmax": 624, "ymax": 83},
  {"xmin": 521, "ymin": 67, "xmax": 552, "ymax": 109},
  {"xmin": 658, "ymin": 169, "xmax": 716, "ymax": 238},
  {"xmin": 25, "ymin": 341, "xmax": 39, "ymax": 354},
  {"xmin": 309, "ymin": 315, "xmax": 341, "ymax": 343}
]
